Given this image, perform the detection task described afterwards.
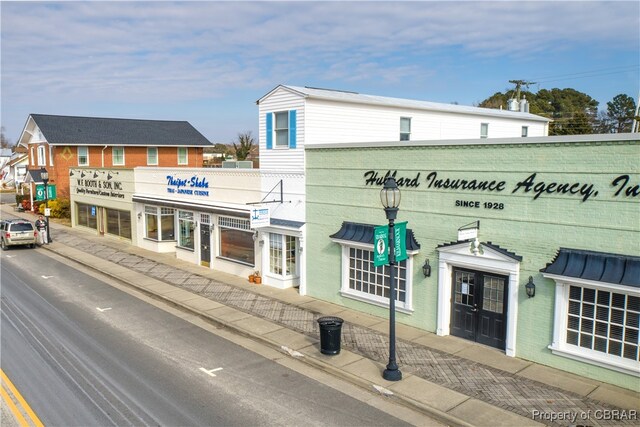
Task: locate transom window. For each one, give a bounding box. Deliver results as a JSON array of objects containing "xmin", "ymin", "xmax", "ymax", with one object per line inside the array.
[
  {"xmin": 274, "ymin": 111, "xmax": 289, "ymax": 147},
  {"xmin": 78, "ymin": 146, "xmax": 89, "ymax": 166},
  {"xmin": 567, "ymin": 285, "xmax": 638, "ymax": 362},
  {"xmin": 147, "ymin": 147, "xmax": 158, "ymax": 165},
  {"xmin": 400, "ymin": 117, "xmax": 411, "ymax": 141},
  {"xmin": 112, "ymin": 146, "xmax": 125, "ymax": 166},
  {"xmin": 144, "ymin": 205, "xmax": 175, "ymax": 241}
]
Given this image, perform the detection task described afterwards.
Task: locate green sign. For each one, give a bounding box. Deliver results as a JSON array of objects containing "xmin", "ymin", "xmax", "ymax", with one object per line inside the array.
[
  {"xmin": 373, "ymin": 225, "xmax": 388, "ymax": 267},
  {"xmin": 374, "ymin": 222, "xmax": 408, "ymax": 266},
  {"xmin": 35, "ymin": 184, "xmax": 56, "ymax": 201},
  {"xmin": 394, "ymin": 221, "xmax": 408, "ymax": 262}
]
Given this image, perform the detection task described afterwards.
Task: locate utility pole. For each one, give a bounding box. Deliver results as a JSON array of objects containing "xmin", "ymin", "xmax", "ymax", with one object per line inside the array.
[
  {"xmin": 509, "ymin": 80, "xmax": 536, "ymax": 101},
  {"xmin": 633, "ymin": 92, "xmax": 640, "ymax": 133}
]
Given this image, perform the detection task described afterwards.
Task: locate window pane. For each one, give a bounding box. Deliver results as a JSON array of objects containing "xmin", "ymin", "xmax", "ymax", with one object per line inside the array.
[
  {"xmin": 178, "ymin": 147, "xmax": 188, "ymax": 164},
  {"xmin": 161, "ymin": 213, "xmax": 175, "ymax": 240},
  {"xmin": 269, "ymin": 234, "xmax": 283, "ymax": 275},
  {"xmin": 220, "ymin": 228, "xmax": 254, "ymax": 265},
  {"xmin": 146, "ymin": 213, "xmax": 158, "ymax": 239},
  {"xmin": 148, "ymin": 148, "xmax": 158, "ymax": 165}
]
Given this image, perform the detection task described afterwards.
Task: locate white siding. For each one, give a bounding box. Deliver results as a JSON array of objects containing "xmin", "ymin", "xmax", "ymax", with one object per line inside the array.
[
  {"xmin": 258, "ymin": 87, "xmax": 306, "ymax": 173},
  {"xmin": 304, "ymin": 98, "xmax": 548, "ymax": 144}
]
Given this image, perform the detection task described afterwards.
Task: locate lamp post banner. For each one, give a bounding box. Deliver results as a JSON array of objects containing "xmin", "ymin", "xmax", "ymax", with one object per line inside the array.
[
  {"xmin": 374, "ymin": 225, "xmax": 389, "ymax": 267},
  {"xmin": 394, "ymin": 221, "xmax": 408, "ymax": 262}
]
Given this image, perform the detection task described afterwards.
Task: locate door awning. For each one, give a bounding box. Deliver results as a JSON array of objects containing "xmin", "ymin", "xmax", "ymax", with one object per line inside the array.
[
  {"xmin": 330, "ymin": 221, "xmax": 421, "ymax": 250},
  {"xmin": 541, "ymin": 248, "xmax": 640, "ymax": 288}
]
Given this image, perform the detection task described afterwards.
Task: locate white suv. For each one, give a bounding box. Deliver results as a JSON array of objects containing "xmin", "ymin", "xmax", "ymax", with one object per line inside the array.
[{"xmin": 0, "ymin": 219, "xmax": 37, "ymax": 249}]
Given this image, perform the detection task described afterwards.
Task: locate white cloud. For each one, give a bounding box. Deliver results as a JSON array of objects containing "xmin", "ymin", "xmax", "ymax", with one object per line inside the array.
[{"xmin": 1, "ymin": 1, "xmax": 638, "ymax": 142}]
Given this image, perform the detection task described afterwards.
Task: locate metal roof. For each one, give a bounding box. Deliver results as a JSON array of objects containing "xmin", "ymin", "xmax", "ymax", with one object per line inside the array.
[
  {"xmin": 30, "ymin": 114, "xmax": 212, "ymax": 147},
  {"xmin": 259, "ymin": 85, "xmax": 550, "ymax": 123},
  {"xmin": 541, "ymin": 248, "xmax": 640, "ymax": 288},
  {"xmin": 330, "ymin": 221, "xmax": 421, "ymax": 251}
]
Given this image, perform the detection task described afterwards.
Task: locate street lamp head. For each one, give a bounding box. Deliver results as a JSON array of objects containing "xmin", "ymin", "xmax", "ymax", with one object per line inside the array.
[
  {"xmin": 40, "ymin": 167, "xmax": 49, "ymax": 182},
  {"xmin": 380, "ymin": 177, "xmax": 401, "ymax": 209}
]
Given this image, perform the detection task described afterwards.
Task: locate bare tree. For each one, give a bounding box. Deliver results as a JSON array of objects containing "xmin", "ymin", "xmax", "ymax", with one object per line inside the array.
[
  {"xmin": 233, "ymin": 131, "xmax": 255, "ymax": 161},
  {"xmin": 0, "ymin": 126, "xmax": 12, "ymax": 148}
]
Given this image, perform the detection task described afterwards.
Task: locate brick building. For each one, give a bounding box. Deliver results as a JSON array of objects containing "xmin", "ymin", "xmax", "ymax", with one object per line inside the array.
[{"xmin": 19, "ymin": 114, "xmax": 211, "ymax": 205}]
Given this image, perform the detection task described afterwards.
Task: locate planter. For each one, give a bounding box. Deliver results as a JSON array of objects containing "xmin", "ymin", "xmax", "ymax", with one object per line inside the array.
[
  {"xmin": 254, "ymin": 276, "xmax": 262, "ymax": 285},
  {"xmin": 248, "ymin": 274, "xmax": 255, "ymax": 283}
]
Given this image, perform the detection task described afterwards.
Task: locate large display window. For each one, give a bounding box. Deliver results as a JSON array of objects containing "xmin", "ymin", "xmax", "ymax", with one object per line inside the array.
[{"xmin": 218, "ymin": 216, "xmax": 254, "ymax": 266}]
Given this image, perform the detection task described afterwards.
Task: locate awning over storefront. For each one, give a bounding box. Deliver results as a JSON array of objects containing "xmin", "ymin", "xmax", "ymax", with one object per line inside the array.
[
  {"xmin": 330, "ymin": 221, "xmax": 421, "ymax": 250},
  {"xmin": 541, "ymin": 248, "xmax": 640, "ymax": 288},
  {"xmin": 132, "ymin": 194, "xmax": 250, "ymax": 218}
]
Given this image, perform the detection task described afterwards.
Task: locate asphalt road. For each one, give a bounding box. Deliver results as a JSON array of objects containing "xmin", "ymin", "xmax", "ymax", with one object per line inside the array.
[{"xmin": 1, "ymin": 246, "xmax": 416, "ymax": 427}]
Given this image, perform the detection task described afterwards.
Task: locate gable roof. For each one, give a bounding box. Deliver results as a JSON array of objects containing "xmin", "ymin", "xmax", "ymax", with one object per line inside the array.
[
  {"xmin": 258, "ymin": 85, "xmax": 550, "ymax": 123},
  {"xmin": 29, "ymin": 114, "xmax": 213, "ymax": 147}
]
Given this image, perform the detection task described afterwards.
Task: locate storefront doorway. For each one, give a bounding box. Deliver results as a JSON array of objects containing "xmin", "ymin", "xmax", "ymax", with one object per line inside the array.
[
  {"xmin": 200, "ymin": 215, "xmax": 211, "ymax": 267},
  {"xmin": 450, "ymin": 267, "xmax": 508, "ymax": 350}
]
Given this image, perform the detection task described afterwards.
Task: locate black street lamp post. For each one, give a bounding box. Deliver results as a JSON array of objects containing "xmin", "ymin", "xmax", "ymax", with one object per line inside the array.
[
  {"xmin": 40, "ymin": 167, "xmax": 51, "ymax": 244},
  {"xmin": 380, "ymin": 176, "xmax": 402, "ymax": 382}
]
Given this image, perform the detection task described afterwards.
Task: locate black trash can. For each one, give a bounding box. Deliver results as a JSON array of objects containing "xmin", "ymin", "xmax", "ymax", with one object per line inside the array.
[{"xmin": 317, "ymin": 316, "xmax": 344, "ymax": 355}]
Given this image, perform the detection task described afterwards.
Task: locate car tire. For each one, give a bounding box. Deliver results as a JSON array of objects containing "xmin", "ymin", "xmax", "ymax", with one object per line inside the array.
[{"xmin": 1, "ymin": 239, "xmax": 7, "ymax": 250}]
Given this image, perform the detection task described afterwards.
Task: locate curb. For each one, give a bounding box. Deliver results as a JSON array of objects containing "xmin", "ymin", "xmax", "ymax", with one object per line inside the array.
[{"xmin": 41, "ymin": 242, "xmax": 473, "ymax": 427}]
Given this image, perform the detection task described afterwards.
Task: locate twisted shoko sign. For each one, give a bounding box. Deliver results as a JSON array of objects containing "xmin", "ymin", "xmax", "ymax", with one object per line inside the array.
[{"xmin": 374, "ymin": 222, "xmax": 408, "ymax": 267}]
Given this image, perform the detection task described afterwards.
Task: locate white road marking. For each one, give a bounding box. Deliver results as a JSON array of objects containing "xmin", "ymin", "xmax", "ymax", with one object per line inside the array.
[
  {"xmin": 41, "ymin": 275, "xmax": 53, "ymax": 279},
  {"xmin": 199, "ymin": 367, "xmax": 223, "ymax": 377},
  {"xmin": 96, "ymin": 307, "xmax": 112, "ymax": 312}
]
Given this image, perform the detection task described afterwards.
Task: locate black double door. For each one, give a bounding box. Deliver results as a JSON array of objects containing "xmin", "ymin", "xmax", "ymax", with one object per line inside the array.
[
  {"xmin": 200, "ymin": 224, "xmax": 211, "ymax": 267},
  {"xmin": 450, "ymin": 267, "xmax": 508, "ymax": 350}
]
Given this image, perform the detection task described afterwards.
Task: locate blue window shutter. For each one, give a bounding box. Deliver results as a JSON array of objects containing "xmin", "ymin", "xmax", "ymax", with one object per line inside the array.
[
  {"xmin": 289, "ymin": 110, "xmax": 297, "ymax": 149},
  {"xmin": 266, "ymin": 113, "xmax": 273, "ymax": 150}
]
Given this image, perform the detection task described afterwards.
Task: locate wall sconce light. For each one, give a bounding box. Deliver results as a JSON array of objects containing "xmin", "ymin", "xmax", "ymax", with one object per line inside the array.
[
  {"xmin": 422, "ymin": 259, "xmax": 431, "ymax": 277},
  {"xmin": 525, "ymin": 276, "xmax": 536, "ymax": 298},
  {"xmin": 137, "ymin": 212, "xmax": 142, "ymax": 220}
]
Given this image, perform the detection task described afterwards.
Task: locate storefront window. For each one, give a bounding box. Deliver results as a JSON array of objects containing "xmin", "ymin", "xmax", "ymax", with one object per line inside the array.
[
  {"xmin": 106, "ymin": 208, "xmax": 131, "ymax": 239},
  {"xmin": 269, "ymin": 233, "xmax": 297, "ymax": 276},
  {"xmin": 178, "ymin": 211, "xmax": 195, "ymax": 250},
  {"xmin": 218, "ymin": 216, "xmax": 254, "ymax": 266},
  {"xmin": 77, "ymin": 203, "xmax": 97, "ymax": 229},
  {"xmin": 347, "ymin": 247, "xmax": 408, "ymax": 306},
  {"xmin": 145, "ymin": 206, "xmax": 175, "ymax": 241},
  {"xmin": 548, "ymin": 278, "xmax": 640, "ymax": 375}
]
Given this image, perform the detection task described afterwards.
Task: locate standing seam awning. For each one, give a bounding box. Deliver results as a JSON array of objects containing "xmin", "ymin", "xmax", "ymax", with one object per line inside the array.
[{"xmin": 541, "ymin": 248, "xmax": 640, "ymax": 288}]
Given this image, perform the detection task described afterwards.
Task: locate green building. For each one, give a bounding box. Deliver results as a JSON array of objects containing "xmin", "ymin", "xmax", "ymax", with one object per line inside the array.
[{"xmin": 305, "ymin": 133, "xmax": 639, "ymax": 390}]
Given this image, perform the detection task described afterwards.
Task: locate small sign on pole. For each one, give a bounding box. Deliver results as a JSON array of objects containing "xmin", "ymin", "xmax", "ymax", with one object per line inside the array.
[
  {"xmin": 458, "ymin": 220, "xmax": 479, "ymax": 241},
  {"xmin": 373, "ymin": 225, "xmax": 389, "ymax": 267}
]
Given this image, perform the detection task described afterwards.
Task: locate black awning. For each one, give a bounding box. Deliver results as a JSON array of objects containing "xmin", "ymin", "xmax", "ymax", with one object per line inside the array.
[
  {"xmin": 330, "ymin": 221, "xmax": 421, "ymax": 251},
  {"xmin": 541, "ymin": 248, "xmax": 640, "ymax": 288}
]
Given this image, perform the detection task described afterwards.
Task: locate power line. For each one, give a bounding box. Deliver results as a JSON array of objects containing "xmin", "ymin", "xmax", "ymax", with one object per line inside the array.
[{"xmin": 524, "ymin": 65, "xmax": 639, "ymax": 85}]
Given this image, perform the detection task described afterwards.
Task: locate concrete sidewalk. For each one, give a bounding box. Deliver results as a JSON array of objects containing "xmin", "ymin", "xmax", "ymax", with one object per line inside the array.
[{"xmin": 2, "ymin": 205, "xmax": 638, "ymax": 427}]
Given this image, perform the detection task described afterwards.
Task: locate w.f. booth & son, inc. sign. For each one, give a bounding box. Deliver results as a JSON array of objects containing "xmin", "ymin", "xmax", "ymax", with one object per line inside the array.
[
  {"xmin": 166, "ymin": 175, "xmax": 210, "ymax": 196},
  {"xmin": 363, "ymin": 170, "xmax": 639, "ymax": 204}
]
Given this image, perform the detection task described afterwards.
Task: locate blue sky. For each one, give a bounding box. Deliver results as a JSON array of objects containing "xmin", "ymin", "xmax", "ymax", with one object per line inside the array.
[{"xmin": 1, "ymin": 1, "xmax": 638, "ymax": 144}]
